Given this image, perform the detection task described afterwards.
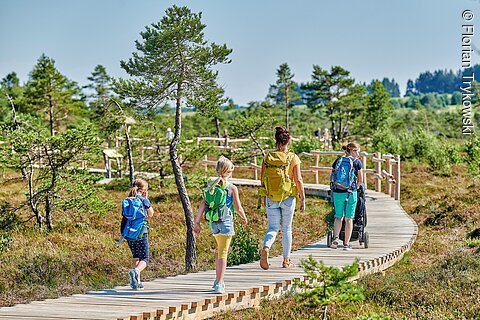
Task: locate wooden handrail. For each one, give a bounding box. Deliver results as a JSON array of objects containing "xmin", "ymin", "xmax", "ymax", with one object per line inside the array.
[{"xmin": 201, "ymin": 149, "xmax": 401, "ymax": 201}]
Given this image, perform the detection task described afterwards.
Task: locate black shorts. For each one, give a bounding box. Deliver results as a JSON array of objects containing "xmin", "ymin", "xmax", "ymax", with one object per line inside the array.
[{"xmin": 126, "ymin": 234, "xmax": 149, "ymax": 264}]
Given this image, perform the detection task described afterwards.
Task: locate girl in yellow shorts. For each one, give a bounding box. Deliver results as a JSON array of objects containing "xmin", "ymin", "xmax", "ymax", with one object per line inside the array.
[{"xmin": 194, "ymin": 156, "xmax": 248, "ymax": 293}]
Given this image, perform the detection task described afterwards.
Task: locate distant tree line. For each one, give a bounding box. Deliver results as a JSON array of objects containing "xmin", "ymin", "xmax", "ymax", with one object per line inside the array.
[
  {"xmin": 269, "ymin": 65, "xmax": 480, "ymax": 104},
  {"xmin": 406, "ymin": 65, "xmax": 480, "ymax": 95}
]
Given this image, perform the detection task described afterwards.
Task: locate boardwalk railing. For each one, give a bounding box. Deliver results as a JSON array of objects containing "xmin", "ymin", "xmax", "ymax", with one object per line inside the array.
[{"xmin": 202, "ymin": 149, "xmax": 402, "ymax": 201}]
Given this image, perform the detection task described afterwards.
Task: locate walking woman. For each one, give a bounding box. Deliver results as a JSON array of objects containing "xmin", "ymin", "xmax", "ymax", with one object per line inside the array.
[
  {"xmin": 259, "ymin": 126, "xmax": 305, "ymax": 270},
  {"xmin": 330, "ymin": 142, "xmax": 364, "ymax": 251}
]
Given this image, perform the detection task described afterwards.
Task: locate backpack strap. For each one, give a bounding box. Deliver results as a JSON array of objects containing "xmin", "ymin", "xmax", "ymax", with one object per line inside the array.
[{"xmin": 347, "ymin": 157, "xmax": 358, "ymax": 189}]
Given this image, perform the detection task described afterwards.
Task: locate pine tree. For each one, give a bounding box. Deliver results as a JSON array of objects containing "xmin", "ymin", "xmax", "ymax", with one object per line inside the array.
[
  {"xmin": 268, "ymin": 63, "xmax": 300, "ymax": 129},
  {"xmin": 303, "ymin": 65, "xmax": 364, "ymax": 142},
  {"xmin": 116, "ymin": 5, "xmax": 231, "ymax": 271},
  {"xmin": 24, "ymin": 54, "xmax": 84, "ymax": 136},
  {"xmin": 361, "ymin": 80, "xmax": 393, "ymax": 136}
]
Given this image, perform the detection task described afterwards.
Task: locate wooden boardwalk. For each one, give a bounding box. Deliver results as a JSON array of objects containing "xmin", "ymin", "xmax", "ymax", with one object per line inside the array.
[{"xmin": 0, "ymin": 183, "xmax": 417, "ymax": 320}]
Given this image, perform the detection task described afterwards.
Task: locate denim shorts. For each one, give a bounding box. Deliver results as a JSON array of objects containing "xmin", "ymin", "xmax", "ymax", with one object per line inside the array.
[{"xmin": 210, "ymin": 212, "xmax": 235, "ymax": 236}]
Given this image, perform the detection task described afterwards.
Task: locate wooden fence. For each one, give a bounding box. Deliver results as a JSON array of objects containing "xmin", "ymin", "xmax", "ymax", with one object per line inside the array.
[{"xmin": 202, "ymin": 150, "xmax": 401, "ymax": 201}]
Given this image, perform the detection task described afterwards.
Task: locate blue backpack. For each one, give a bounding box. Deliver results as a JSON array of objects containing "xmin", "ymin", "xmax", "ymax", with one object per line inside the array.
[
  {"xmin": 330, "ymin": 156, "xmax": 356, "ymax": 192},
  {"xmin": 116, "ymin": 196, "xmax": 148, "ymax": 247}
]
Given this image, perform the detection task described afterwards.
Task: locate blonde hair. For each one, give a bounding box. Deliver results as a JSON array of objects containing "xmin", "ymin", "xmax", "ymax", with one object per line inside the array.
[
  {"xmin": 342, "ymin": 142, "xmax": 360, "ymax": 154},
  {"xmin": 208, "ymin": 156, "xmax": 234, "ymax": 192},
  {"xmin": 128, "ymin": 178, "xmax": 148, "ymax": 197}
]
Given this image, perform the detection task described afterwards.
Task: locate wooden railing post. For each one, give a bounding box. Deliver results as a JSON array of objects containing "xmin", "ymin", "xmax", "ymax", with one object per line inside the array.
[
  {"xmin": 253, "ymin": 152, "xmax": 258, "ymax": 180},
  {"xmin": 395, "ymin": 155, "xmax": 401, "ymax": 201},
  {"xmin": 385, "ymin": 156, "xmax": 392, "ymax": 196},
  {"xmin": 204, "ymin": 154, "xmax": 208, "ymax": 173},
  {"xmin": 374, "ymin": 152, "xmax": 382, "ymax": 192},
  {"xmin": 360, "ymin": 152, "xmax": 367, "ymax": 190},
  {"xmin": 313, "ymin": 153, "xmax": 320, "ymax": 184},
  {"xmin": 224, "ymin": 136, "xmax": 229, "ymax": 148}
]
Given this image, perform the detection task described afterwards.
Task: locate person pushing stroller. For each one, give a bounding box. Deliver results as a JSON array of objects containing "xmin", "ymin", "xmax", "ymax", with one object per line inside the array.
[{"xmin": 329, "ymin": 142, "xmax": 364, "ymax": 251}]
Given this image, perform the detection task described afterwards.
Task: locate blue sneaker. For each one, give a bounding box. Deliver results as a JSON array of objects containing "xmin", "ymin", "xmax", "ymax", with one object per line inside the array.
[
  {"xmin": 212, "ymin": 280, "xmax": 225, "ymax": 289},
  {"xmin": 136, "ymin": 282, "xmax": 144, "ymax": 291},
  {"xmin": 213, "ymin": 282, "xmax": 225, "ymax": 294},
  {"xmin": 128, "ymin": 268, "xmax": 140, "ymax": 289}
]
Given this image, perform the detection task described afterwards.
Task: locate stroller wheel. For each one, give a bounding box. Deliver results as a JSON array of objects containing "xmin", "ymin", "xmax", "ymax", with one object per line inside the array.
[
  {"xmin": 363, "ymin": 232, "xmax": 369, "ymax": 248},
  {"xmin": 327, "ymin": 231, "xmax": 332, "ymax": 248}
]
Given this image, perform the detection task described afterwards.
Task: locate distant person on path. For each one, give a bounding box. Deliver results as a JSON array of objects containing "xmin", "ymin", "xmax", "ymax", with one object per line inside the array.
[
  {"xmin": 194, "ymin": 156, "xmax": 248, "ymax": 294},
  {"xmin": 121, "ymin": 179, "xmax": 154, "ymax": 290},
  {"xmin": 323, "ymin": 128, "xmax": 331, "ymax": 150},
  {"xmin": 166, "ymin": 127, "xmax": 174, "ymax": 139},
  {"xmin": 259, "ymin": 126, "xmax": 305, "ymax": 270},
  {"xmin": 330, "ymin": 142, "xmax": 363, "ymax": 251}
]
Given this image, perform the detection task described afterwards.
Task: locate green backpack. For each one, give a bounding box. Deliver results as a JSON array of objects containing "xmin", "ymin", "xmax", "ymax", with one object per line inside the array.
[{"xmin": 203, "ymin": 183, "xmax": 231, "ymax": 224}]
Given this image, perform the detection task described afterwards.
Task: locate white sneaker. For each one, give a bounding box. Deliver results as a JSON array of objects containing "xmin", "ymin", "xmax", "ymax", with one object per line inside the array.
[{"xmin": 331, "ymin": 237, "xmax": 340, "ymax": 249}]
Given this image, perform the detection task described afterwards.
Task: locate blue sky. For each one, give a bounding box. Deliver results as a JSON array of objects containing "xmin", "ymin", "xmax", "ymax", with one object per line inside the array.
[{"xmin": 0, "ymin": 0, "xmax": 479, "ymax": 105}]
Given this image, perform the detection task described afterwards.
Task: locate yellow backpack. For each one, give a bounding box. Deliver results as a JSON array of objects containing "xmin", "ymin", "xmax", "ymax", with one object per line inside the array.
[{"xmin": 258, "ymin": 151, "xmax": 297, "ymax": 201}]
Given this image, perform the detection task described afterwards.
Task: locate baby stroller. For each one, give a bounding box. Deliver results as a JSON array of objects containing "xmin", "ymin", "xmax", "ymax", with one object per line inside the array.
[{"xmin": 326, "ymin": 184, "xmax": 369, "ymax": 248}]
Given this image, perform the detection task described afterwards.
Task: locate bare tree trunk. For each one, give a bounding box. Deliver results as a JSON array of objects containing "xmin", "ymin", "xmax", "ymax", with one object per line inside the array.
[
  {"xmin": 330, "ymin": 107, "xmax": 337, "ymax": 145},
  {"xmin": 125, "ymin": 129, "xmax": 134, "ymax": 185},
  {"xmin": 44, "ymin": 146, "xmax": 57, "ymax": 230},
  {"xmin": 7, "ymin": 94, "xmax": 26, "ymax": 180},
  {"xmin": 249, "ymin": 132, "xmax": 265, "ymax": 157},
  {"xmin": 214, "ymin": 116, "xmax": 221, "ymax": 146},
  {"xmin": 27, "ymin": 158, "xmax": 43, "ymax": 228},
  {"xmin": 48, "ymin": 95, "xmax": 54, "ymax": 136},
  {"xmin": 45, "ymin": 193, "xmax": 53, "ymax": 231},
  {"xmin": 338, "ymin": 117, "xmax": 343, "ymax": 143},
  {"xmin": 170, "ymin": 84, "xmax": 196, "ymax": 272},
  {"xmin": 214, "ymin": 116, "xmax": 220, "ymax": 138},
  {"xmin": 6, "ymin": 94, "xmax": 19, "ymax": 129},
  {"xmin": 284, "ymin": 86, "xmax": 289, "ymax": 130},
  {"xmin": 110, "ymin": 99, "xmax": 135, "ymax": 185}
]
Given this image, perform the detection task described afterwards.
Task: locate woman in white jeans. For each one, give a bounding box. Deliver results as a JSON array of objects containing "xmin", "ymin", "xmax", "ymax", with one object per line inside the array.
[{"xmin": 260, "ymin": 126, "xmax": 305, "ymax": 269}]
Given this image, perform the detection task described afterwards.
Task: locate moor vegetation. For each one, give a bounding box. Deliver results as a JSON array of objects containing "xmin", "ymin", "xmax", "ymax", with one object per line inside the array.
[{"xmin": 0, "ymin": 4, "xmax": 479, "ymax": 320}]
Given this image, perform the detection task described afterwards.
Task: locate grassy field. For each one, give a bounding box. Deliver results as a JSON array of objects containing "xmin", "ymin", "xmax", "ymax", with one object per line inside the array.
[
  {"xmin": 213, "ymin": 163, "xmax": 480, "ymax": 320},
  {"xmin": 0, "ymin": 167, "xmax": 330, "ymax": 307}
]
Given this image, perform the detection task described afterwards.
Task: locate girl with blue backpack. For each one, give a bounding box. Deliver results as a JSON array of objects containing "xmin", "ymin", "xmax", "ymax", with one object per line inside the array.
[
  {"xmin": 330, "ymin": 142, "xmax": 363, "ymax": 251},
  {"xmin": 121, "ymin": 178, "xmax": 154, "ymax": 290},
  {"xmin": 193, "ymin": 156, "xmax": 248, "ymax": 294}
]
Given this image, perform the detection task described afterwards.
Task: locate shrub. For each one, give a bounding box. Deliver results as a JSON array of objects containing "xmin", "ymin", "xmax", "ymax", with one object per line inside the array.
[
  {"xmin": 0, "ymin": 201, "xmax": 19, "ymax": 253},
  {"xmin": 291, "ymin": 136, "xmax": 322, "ymax": 154},
  {"xmin": 227, "ymin": 225, "xmax": 260, "ymax": 266},
  {"xmin": 371, "ymin": 130, "xmax": 401, "ymax": 155},
  {"xmin": 295, "ymin": 255, "xmax": 364, "ymax": 313},
  {"xmin": 425, "ymin": 142, "xmax": 452, "ymax": 176},
  {"xmin": 465, "ymin": 136, "xmax": 480, "ymax": 177}
]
